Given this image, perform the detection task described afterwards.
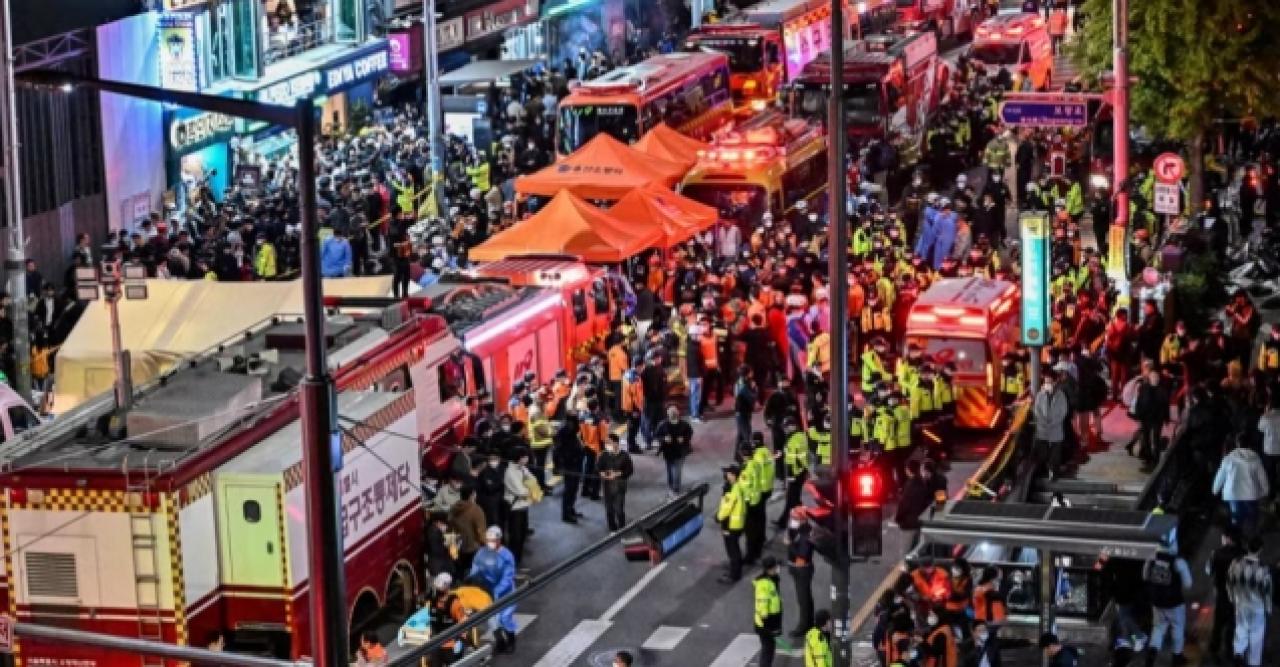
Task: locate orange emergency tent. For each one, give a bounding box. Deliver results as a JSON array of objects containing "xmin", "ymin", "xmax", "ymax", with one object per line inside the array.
[
  {"xmin": 514, "ymin": 134, "xmax": 688, "ymax": 200},
  {"xmin": 469, "ymin": 190, "xmax": 664, "ymax": 263},
  {"xmin": 634, "ymin": 123, "xmax": 709, "ymax": 168},
  {"xmin": 609, "ymin": 183, "xmax": 720, "ymax": 248}
]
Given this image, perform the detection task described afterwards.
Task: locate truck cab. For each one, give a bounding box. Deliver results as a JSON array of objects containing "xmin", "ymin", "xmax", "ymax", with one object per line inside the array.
[
  {"xmin": 684, "ymin": 25, "xmax": 787, "ymax": 110},
  {"xmin": 970, "ymin": 13, "xmax": 1054, "ymax": 91}
]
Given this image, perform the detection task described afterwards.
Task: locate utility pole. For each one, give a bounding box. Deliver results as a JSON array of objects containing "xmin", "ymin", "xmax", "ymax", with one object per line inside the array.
[
  {"xmin": 0, "ymin": 0, "xmax": 32, "ymax": 402},
  {"xmin": 1108, "ymin": 0, "xmax": 1130, "ymax": 284},
  {"xmin": 827, "ymin": 1, "xmax": 852, "ymax": 664},
  {"xmin": 294, "ymin": 99, "xmax": 350, "ymax": 667},
  {"xmin": 422, "ymin": 0, "xmax": 448, "ymax": 212}
]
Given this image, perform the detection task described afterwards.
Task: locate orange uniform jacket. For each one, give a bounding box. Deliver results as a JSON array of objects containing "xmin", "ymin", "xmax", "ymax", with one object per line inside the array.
[{"xmin": 608, "ymin": 344, "xmax": 629, "ymax": 381}]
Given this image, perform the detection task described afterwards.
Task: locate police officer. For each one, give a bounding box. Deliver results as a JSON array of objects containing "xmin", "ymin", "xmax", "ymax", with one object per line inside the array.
[
  {"xmin": 805, "ymin": 609, "xmax": 834, "ymax": 667},
  {"xmin": 787, "ymin": 509, "xmax": 817, "ymax": 637},
  {"xmin": 861, "ymin": 337, "xmax": 890, "ymax": 394},
  {"xmin": 807, "ymin": 412, "xmax": 833, "ymax": 468},
  {"xmin": 891, "ymin": 390, "xmax": 914, "ymax": 471},
  {"xmin": 717, "ymin": 465, "xmax": 747, "ymax": 583},
  {"xmin": 744, "ymin": 433, "xmax": 775, "ymax": 563},
  {"xmin": 778, "ymin": 417, "xmax": 810, "ymax": 528},
  {"xmin": 1000, "ymin": 352, "xmax": 1026, "ymax": 405},
  {"xmin": 753, "ymin": 557, "xmax": 784, "ymax": 667}
]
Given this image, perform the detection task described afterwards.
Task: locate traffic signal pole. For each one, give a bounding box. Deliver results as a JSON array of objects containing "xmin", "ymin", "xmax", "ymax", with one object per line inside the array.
[
  {"xmin": 827, "ymin": 1, "xmax": 853, "ymax": 664},
  {"xmin": 1109, "ymin": 0, "xmax": 1130, "ymax": 283},
  {"xmin": 0, "ymin": 0, "xmax": 32, "ymax": 403}
]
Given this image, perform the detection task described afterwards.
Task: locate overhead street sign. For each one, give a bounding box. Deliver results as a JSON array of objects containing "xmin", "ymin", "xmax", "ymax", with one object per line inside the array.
[
  {"xmin": 1153, "ymin": 152, "xmax": 1185, "ymax": 183},
  {"xmin": 999, "ymin": 98, "xmax": 1089, "ymax": 127}
]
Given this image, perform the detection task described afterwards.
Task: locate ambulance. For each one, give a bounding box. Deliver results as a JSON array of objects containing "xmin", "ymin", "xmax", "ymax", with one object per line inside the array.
[
  {"xmin": 969, "ymin": 13, "xmax": 1055, "ymax": 91},
  {"xmin": 680, "ymin": 110, "xmax": 827, "ymax": 226},
  {"xmin": 904, "ymin": 277, "xmax": 1020, "ymax": 429}
]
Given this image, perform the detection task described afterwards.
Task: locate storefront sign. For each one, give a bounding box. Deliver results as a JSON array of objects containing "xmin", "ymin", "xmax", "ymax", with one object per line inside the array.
[
  {"xmin": 158, "ymin": 13, "xmax": 200, "ymax": 92},
  {"xmin": 164, "ymin": 0, "xmax": 208, "ymax": 9},
  {"xmin": 388, "ymin": 31, "xmax": 414, "ymax": 73},
  {"xmin": 466, "ymin": 0, "xmax": 539, "ymax": 42},
  {"xmin": 438, "ymin": 17, "xmax": 466, "ymax": 51},
  {"xmin": 254, "ymin": 43, "xmax": 392, "ymax": 107},
  {"xmin": 1019, "ymin": 212, "xmax": 1050, "ymax": 346},
  {"xmin": 325, "ymin": 49, "xmax": 390, "ymax": 90},
  {"xmin": 168, "ymin": 111, "xmax": 236, "ymax": 153}
]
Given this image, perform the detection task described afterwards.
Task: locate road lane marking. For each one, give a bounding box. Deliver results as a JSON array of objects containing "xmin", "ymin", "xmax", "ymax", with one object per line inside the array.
[
  {"xmin": 600, "ymin": 562, "xmax": 668, "ymax": 622},
  {"xmin": 641, "ymin": 625, "xmax": 691, "ymax": 650},
  {"xmin": 531, "ymin": 619, "xmax": 612, "ymax": 667},
  {"xmin": 514, "ymin": 613, "xmax": 537, "ymax": 634},
  {"xmin": 708, "ymin": 634, "xmax": 759, "ymax": 667}
]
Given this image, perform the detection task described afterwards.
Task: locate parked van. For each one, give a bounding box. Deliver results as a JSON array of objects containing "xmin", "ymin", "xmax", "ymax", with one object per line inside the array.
[{"xmin": 970, "ymin": 13, "xmax": 1054, "ymax": 91}]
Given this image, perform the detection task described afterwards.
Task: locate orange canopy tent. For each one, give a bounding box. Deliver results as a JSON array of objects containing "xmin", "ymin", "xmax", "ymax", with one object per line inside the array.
[
  {"xmin": 633, "ymin": 123, "xmax": 709, "ymax": 169},
  {"xmin": 608, "ymin": 183, "xmax": 719, "ymax": 248},
  {"xmin": 514, "ymin": 134, "xmax": 688, "ymax": 200},
  {"xmin": 469, "ymin": 190, "xmax": 664, "ymax": 263}
]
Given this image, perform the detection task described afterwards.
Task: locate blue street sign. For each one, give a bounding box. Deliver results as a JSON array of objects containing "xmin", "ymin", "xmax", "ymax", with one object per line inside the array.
[
  {"xmin": 1019, "ymin": 213, "xmax": 1050, "ymax": 346},
  {"xmin": 999, "ymin": 99, "xmax": 1088, "ymax": 127}
]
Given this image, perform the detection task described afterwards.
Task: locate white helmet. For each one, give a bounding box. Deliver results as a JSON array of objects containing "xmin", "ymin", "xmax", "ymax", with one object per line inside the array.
[
  {"xmin": 485, "ymin": 526, "xmax": 504, "ymax": 542},
  {"xmin": 433, "ymin": 572, "xmax": 453, "ymax": 590}
]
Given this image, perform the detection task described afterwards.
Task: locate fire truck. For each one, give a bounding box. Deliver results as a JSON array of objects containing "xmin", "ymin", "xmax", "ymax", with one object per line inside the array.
[
  {"xmin": 904, "ymin": 277, "xmax": 1020, "ymax": 429},
  {"xmin": 0, "ymin": 301, "xmax": 472, "ymax": 665},
  {"xmin": 791, "ymin": 30, "xmax": 949, "ymax": 159},
  {"xmin": 681, "ymin": 110, "xmax": 827, "ymax": 226},
  {"xmin": 894, "ymin": 0, "xmax": 980, "ymax": 38}
]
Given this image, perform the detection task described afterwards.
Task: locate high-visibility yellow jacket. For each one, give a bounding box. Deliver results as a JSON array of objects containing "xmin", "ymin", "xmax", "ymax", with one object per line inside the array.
[
  {"xmin": 807, "ymin": 427, "xmax": 832, "ymax": 467},
  {"xmin": 784, "ymin": 431, "xmax": 809, "ymax": 476},
  {"xmin": 717, "ymin": 481, "xmax": 747, "ymax": 531},
  {"xmin": 805, "ymin": 628, "xmax": 833, "ymax": 667},
  {"xmin": 753, "ymin": 575, "xmax": 782, "ymax": 629}
]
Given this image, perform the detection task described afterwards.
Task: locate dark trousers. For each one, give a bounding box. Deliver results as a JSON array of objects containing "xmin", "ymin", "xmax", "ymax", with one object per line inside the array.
[
  {"xmin": 561, "ymin": 473, "xmax": 580, "ymax": 520},
  {"xmin": 704, "ymin": 368, "xmax": 725, "ymax": 407},
  {"xmin": 625, "ymin": 412, "xmax": 641, "ymax": 451},
  {"xmin": 1138, "ymin": 421, "xmax": 1163, "ymax": 462},
  {"xmin": 745, "ymin": 500, "xmax": 767, "ymax": 562},
  {"xmin": 790, "ymin": 565, "xmax": 814, "ymax": 633},
  {"xmin": 770, "ymin": 424, "xmax": 788, "ymax": 482},
  {"xmin": 723, "ymin": 529, "xmax": 743, "ymax": 580},
  {"xmin": 506, "ymin": 508, "xmax": 529, "ymax": 564},
  {"xmin": 757, "ymin": 630, "xmax": 777, "ymax": 667},
  {"xmin": 604, "ymin": 483, "xmax": 627, "ymax": 531},
  {"xmin": 777, "ymin": 470, "xmax": 807, "ymax": 527},
  {"xmin": 736, "ymin": 411, "xmax": 753, "ymax": 446},
  {"xmin": 530, "ymin": 447, "xmax": 550, "ymax": 491},
  {"xmin": 1209, "ymin": 594, "xmax": 1234, "ymax": 654},
  {"xmin": 608, "ymin": 380, "xmax": 623, "ymax": 420},
  {"xmin": 392, "ymin": 260, "xmax": 411, "ymax": 298},
  {"xmin": 582, "ymin": 451, "xmax": 600, "ymax": 499}
]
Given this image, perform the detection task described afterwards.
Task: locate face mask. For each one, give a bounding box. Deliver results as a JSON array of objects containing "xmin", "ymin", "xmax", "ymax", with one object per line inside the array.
[
  {"xmin": 975, "ymin": 630, "xmax": 988, "ymax": 643},
  {"xmin": 485, "ymin": 540, "xmax": 500, "ymax": 549},
  {"xmin": 951, "ymin": 569, "xmax": 963, "ymax": 578},
  {"xmin": 488, "ymin": 460, "xmax": 500, "ymax": 468},
  {"xmin": 788, "ymin": 519, "xmax": 801, "ymax": 530},
  {"xmin": 927, "ymin": 615, "xmax": 939, "ymax": 626}
]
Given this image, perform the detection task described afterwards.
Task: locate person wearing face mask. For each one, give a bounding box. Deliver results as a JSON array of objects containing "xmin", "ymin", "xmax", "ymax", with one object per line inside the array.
[
  {"xmin": 786, "ymin": 508, "xmax": 815, "ymax": 637},
  {"xmin": 502, "ymin": 448, "xmax": 536, "ymax": 563},
  {"xmin": 922, "ymin": 606, "xmax": 958, "ymax": 667},
  {"xmin": 596, "ymin": 434, "xmax": 634, "ymax": 532},
  {"xmin": 468, "ymin": 526, "xmax": 518, "ymax": 653},
  {"xmin": 964, "ymin": 621, "xmax": 1000, "ymax": 667},
  {"xmin": 804, "ymin": 609, "xmax": 833, "ymax": 667},
  {"xmin": 717, "ymin": 465, "xmax": 748, "ymax": 583},
  {"xmin": 474, "ymin": 448, "xmax": 507, "ymax": 528},
  {"xmin": 1031, "ymin": 369, "xmax": 1070, "ymax": 481},
  {"xmin": 944, "ymin": 559, "xmax": 974, "ymax": 640},
  {"xmin": 753, "ymin": 557, "xmax": 784, "ymax": 667}
]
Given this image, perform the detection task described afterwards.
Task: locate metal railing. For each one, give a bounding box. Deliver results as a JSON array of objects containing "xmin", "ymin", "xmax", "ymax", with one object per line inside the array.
[{"xmin": 263, "ymin": 19, "xmax": 331, "ymax": 66}]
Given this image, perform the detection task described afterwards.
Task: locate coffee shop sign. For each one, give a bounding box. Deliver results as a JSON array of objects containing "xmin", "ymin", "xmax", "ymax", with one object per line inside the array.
[
  {"xmin": 326, "ymin": 50, "xmax": 390, "ymax": 90},
  {"xmin": 257, "ymin": 48, "xmax": 391, "ymax": 107},
  {"xmin": 170, "ymin": 112, "xmax": 235, "ymax": 152}
]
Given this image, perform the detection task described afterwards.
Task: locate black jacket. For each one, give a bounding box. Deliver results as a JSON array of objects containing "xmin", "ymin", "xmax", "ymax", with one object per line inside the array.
[
  {"xmin": 655, "ymin": 419, "xmax": 693, "ymax": 461},
  {"xmin": 596, "ymin": 450, "xmax": 634, "ymax": 490}
]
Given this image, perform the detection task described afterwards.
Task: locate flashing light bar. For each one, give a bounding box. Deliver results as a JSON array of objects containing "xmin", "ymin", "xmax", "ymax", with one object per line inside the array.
[{"xmin": 463, "ymin": 292, "xmax": 563, "ymax": 350}]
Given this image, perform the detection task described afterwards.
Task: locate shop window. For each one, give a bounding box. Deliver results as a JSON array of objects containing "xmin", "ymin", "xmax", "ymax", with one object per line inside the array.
[
  {"xmin": 230, "ymin": 0, "xmax": 263, "ymax": 79},
  {"xmin": 243, "ymin": 500, "xmax": 262, "ymax": 523},
  {"xmin": 572, "ymin": 290, "xmax": 589, "ymax": 324},
  {"xmin": 333, "ymin": 0, "xmax": 366, "ymax": 43}
]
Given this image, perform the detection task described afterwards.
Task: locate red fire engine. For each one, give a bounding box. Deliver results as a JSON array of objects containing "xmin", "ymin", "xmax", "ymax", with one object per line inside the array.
[
  {"xmin": 894, "ymin": 0, "xmax": 980, "ymax": 38},
  {"xmin": 0, "ymin": 301, "xmax": 473, "ymax": 665}
]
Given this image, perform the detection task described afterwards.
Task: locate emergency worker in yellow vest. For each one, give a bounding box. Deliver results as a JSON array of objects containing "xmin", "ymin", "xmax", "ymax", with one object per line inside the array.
[
  {"xmin": 807, "ymin": 414, "xmax": 833, "ymax": 468},
  {"xmin": 778, "ymin": 417, "xmax": 809, "ymax": 528},
  {"xmin": 1161, "ymin": 321, "xmax": 1188, "ymax": 366},
  {"xmin": 805, "ymin": 609, "xmax": 834, "ymax": 667},
  {"xmin": 911, "ymin": 363, "xmax": 940, "ymax": 422},
  {"xmin": 896, "ymin": 343, "xmax": 924, "ymax": 394},
  {"xmin": 886, "ymin": 391, "xmax": 913, "ymax": 493},
  {"xmin": 717, "ymin": 465, "xmax": 747, "ymax": 583},
  {"xmin": 871, "ymin": 383, "xmax": 896, "ymax": 456},
  {"xmin": 935, "ymin": 362, "xmax": 955, "ymax": 415},
  {"xmin": 753, "ymin": 557, "xmax": 784, "ymax": 667},
  {"xmin": 861, "ymin": 292, "xmax": 893, "ymax": 340},
  {"xmin": 851, "ymin": 402, "xmax": 873, "ymax": 451},
  {"xmin": 740, "ymin": 438, "xmax": 770, "ymax": 564},
  {"xmin": 1000, "ymin": 352, "xmax": 1025, "ymax": 405},
  {"xmin": 861, "ymin": 337, "xmax": 890, "ymax": 393},
  {"xmin": 1258, "ymin": 323, "xmax": 1280, "ymax": 372}
]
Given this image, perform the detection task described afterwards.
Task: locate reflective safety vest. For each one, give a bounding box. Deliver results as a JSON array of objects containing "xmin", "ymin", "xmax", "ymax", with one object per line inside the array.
[
  {"xmin": 466, "ymin": 162, "xmax": 491, "ymax": 191},
  {"xmin": 860, "ymin": 349, "xmax": 886, "ymax": 392},
  {"xmin": 753, "ymin": 576, "xmax": 782, "ymax": 629},
  {"xmin": 973, "ymin": 583, "xmax": 1008, "ymax": 623},
  {"xmin": 1001, "ymin": 364, "xmax": 1025, "ymax": 397},
  {"xmin": 896, "ymin": 359, "xmax": 920, "ymax": 393},
  {"xmin": 850, "ymin": 409, "xmax": 870, "ymax": 441},
  {"xmin": 852, "ymin": 228, "xmax": 872, "ymax": 256},
  {"xmin": 924, "ymin": 624, "xmax": 958, "ymax": 667},
  {"xmin": 785, "ymin": 432, "xmax": 810, "ymax": 476},
  {"xmin": 529, "ymin": 416, "xmax": 554, "ymax": 449},
  {"xmin": 893, "ymin": 404, "xmax": 912, "ymax": 450},
  {"xmin": 1259, "ymin": 338, "xmax": 1280, "ymax": 371},
  {"xmin": 751, "ymin": 446, "xmax": 776, "ymax": 495},
  {"xmin": 716, "ymin": 481, "xmax": 747, "ymax": 531},
  {"xmin": 1160, "ymin": 334, "xmax": 1185, "ymax": 366},
  {"xmin": 861, "ymin": 305, "xmax": 892, "ymax": 335},
  {"xmin": 934, "ymin": 376, "xmax": 954, "ymax": 409},
  {"xmin": 807, "ymin": 427, "xmax": 832, "ymax": 467},
  {"xmin": 911, "ymin": 379, "xmax": 937, "ymax": 418},
  {"xmin": 739, "ymin": 462, "xmax": 764, "ymax": 506},
  {"xmin": 873, "ymin": 406, "xmax": 896, "ymax": 449},
  {"xmin": 805, "ymin": 628, "xmax": 833, "ymax": 667}
]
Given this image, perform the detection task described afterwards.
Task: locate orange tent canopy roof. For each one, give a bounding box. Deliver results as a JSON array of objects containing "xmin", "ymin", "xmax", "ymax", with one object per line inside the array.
[
  {"xmin": 608, "ymin": 182, "xmax": 719, "ymax": 248},
  {"xmin": 514, "ymin": 134, "xmax": 688, "ymax": 200},
  {"xmin": 469, "ymin": 190, "xmax": 664, "ymax": 263},
  {"xmin": 633, "ymin": 123, "xmax": 709, "ymax": 168}
]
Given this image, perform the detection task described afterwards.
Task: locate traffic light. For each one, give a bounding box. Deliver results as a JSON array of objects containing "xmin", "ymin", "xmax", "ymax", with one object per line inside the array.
[{"xmin": 849, "ymin": 466, "xmax": 884, "ymax": 557}]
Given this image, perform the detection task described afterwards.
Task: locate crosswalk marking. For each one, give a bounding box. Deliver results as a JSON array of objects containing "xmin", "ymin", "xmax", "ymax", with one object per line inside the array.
[
  {"xmin": 514, "ymin": 613, "xmax": 537, "ymax": 634},
  {"xmin": 708, "ymin": 633, "xmax": 759, "ymax": 667},
  {"xmin": 531, "ymin": 619, "xmax": 612, "ymax": 667},
  {"xmin": 641, "ymin": 625, "xmax": 691, "ymax": 650},
  {"xmin": 601, "ymin": 562, "xmax": 668, "ymax": 622}
]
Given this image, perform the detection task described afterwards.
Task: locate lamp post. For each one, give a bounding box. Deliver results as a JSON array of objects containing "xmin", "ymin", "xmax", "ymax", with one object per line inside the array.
[
  {"xmin": 422, "ymin": 0, "xmax": 449, "ymax": 212},
  {"xmin": 1109, "ymin": 0, "xmax": 1130, "ymax": 284},
  {"xmin": 0, "ymin": 0, "xmax": 32, "ymax": 402},
  {"xmin": 16, "ymin": 70, "xmax": 349, "ymax": 667}
]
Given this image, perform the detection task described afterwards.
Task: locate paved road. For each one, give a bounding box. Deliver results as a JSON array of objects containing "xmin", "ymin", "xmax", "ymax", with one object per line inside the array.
[{"xmin": 460, "ymin": 407, "xmax": 987, "ymax": 667}]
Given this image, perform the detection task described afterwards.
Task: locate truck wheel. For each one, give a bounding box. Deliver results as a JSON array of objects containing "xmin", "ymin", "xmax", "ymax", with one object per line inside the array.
[
  {"xmin": 349, "ymin": 589, "xmax": 382, "ymax": 647},
  {"xmin": 385, "ymin": 563, "xmax": 417, "ymax": 621}
]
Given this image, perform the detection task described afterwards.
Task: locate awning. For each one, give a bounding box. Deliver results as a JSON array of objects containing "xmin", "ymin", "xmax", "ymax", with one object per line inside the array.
[
  {"xmin": 470, "ymin": 189, "xmax": 663, "ymax": 263},
  {"xmin": 439, "ymin": 59, "xmax": 540, "ymax": 87}
]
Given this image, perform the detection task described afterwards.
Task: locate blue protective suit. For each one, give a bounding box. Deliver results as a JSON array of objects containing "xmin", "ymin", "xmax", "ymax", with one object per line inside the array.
[
  {"xmin": 931, "ymin": 210, "xmax": 958, "ymax": 270},
  {"xmin": 914, "ymin": 205, "xmax": 938, "ymax": 259},
  {"xmin": 469, "ymin": 545, "xmax": 517, "ymax": 632},
  {"xmin": 320, "ymin": 236, "xmax": 352, "ymax": 277}
]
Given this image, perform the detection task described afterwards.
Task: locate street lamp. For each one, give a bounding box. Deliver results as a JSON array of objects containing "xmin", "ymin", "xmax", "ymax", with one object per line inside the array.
[{"xmin": 15, "ymin": 69, "xmax": 350, "ymax": 667}]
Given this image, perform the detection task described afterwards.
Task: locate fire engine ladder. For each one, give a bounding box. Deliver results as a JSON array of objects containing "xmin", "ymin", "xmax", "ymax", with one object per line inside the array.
[{"xmin": 127, "ymin": 471, "xmax": 166, "ymax": 667}]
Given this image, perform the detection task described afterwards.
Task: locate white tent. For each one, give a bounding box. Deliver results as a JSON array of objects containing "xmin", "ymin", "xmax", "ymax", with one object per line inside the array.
[{"xmin": 52, "ymin": 276, "xmax": 392, "ymax": 412}]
